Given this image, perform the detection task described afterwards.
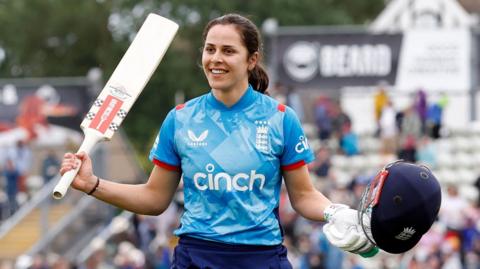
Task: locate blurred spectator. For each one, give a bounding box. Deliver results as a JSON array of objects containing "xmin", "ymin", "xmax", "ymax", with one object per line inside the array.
[
  {"xmin": 350, "ymin": 174, "xmax": 372, "ymax": 205},
  {"xmin": 415, "ymin": 136, "xmax": 437, "ymax": 169},
  {"xmin": 313, "ymin": 95, "xmax": 333, "ymax": 141},
  {"xmin": 113, "ymin": 241, "xmax": 145, "ymax": 269},
  {"xmin": 339, "ymin": 124, "xmax": 359, "ymax": 156},
  {"xmin": 398, "ymin": 105, "xmax": 422, "ymax": 162},
  {"xmin": 440, "ymin": 185, "xmax": 471, "ymax": 267},
  {"xmin": 50, "ymin": 257, "xmax": 71, "ymax": 269},
  {"xmin": 427, "ymin": 93, "xmax": 448, "ymax": 140},
  {"xmin": 330, "ymin": 101, "xmax": 351, "ymax": 141},
  {"xmin": 29, "ymin": 254, "xmax": 47, "ymax": 269},
  {"xmin": 150, "ymin": 236, "xmax": 172, "ymax": 269},
  {"xmin": 3, "ymin": 158, "xmax": 19, "ymax": 216},
  {"xmin": 286, "ymin": 86, "xmax": 304, "ymax": 122},
  {"xmin": 414, "ymin": 89, "xmax": 428, "ymax": 135},
  {"xmin": 317, "ymin": 231, "xmax": 344, "ymax": 269},
  {"xmin": 379, "ymin": 100, "xmax": 398, "ymax": 155},
  {"xmin": 133, "ymin": 215, "xmax": 157, "ymax": 254},
  {"xmin": 79, "ymin": 246, "xmax": 115, "ymax": 269},
  {"xmin": 373, "ymin": 85, "xmax": 389, "ymax": 136},
  {"xmin": 6, "ymin": 141, "xmax": 33, "ymax": 194},
  {"xmin": 426, "ymin": 102, "xmax": 443, "ymax": 140},
  {"xmin": 41, "ymin": 150, "xmax": 60, "ymax": 183},
  {"xmin": 309, "ymin": 146, "xmax": 332, "ymax": 180}
]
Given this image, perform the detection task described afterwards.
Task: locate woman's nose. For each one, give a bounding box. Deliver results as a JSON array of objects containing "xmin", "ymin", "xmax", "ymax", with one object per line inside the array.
[{"xmin": 211, "ymin": 51, "xmax": 223, "ymax": 62}]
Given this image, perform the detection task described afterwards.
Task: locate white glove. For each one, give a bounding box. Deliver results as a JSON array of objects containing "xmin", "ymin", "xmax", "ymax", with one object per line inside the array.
[{"xmin": 323, "ymin": 204, "xmax": 378, "ymax": 257}]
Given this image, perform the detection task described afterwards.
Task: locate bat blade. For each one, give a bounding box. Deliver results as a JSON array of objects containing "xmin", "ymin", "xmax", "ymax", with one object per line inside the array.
[
  {"xmin": 82, "ymin": 13, "xmax": 179, "ymax": 139},
  {"xmin": 52, "ymin": 14, "xmax": 178, "ymax": 199}
]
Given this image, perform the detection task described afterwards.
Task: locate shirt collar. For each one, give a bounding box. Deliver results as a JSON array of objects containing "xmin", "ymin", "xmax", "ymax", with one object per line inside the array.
[{"xmin": 207, "ymin": 84, "xmax": 256, "ymax": 111}]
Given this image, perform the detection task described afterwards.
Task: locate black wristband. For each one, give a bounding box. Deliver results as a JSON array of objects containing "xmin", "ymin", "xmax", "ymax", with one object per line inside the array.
[{"xmin": 87, "ymin": 176, "xmax": 100, "ymax": 195}]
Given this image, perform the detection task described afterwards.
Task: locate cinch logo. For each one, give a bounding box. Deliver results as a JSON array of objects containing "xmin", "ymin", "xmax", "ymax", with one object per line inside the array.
[
  {"xmin": 187, "ymin": 130, "xmax": 208, "ymax": 147},
  {"xmin": 193, "ymin": 164, "xmax": 265, "ymax": 192},
  {"xmin": 395, "ymin": 227, "xmax": 416, "ymax": 241},
  {"xmin": 295, "ymin": 136, "xmax": 310, "ymax": 153}
]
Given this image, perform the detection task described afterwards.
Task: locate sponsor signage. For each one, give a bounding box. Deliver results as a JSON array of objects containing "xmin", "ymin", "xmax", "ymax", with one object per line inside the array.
[
  {"xmin": 273, "ymin": 31, "xmax": 403, "ymax": 89},
  {"xmin": 271, "ymin": 28, "xmax": 474, "ymax": 92}
]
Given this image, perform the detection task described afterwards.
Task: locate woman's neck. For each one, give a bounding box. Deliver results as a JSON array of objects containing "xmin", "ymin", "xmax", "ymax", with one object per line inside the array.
[{"xmin": 212, "ymin": 83, "xmax": 249, "ymax": 107}]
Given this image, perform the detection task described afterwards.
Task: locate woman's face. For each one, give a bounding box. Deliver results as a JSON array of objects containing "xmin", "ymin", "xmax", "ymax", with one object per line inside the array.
[{"xmin": 202, "ymin": 24, "xmax": 257, "ymax": 93}]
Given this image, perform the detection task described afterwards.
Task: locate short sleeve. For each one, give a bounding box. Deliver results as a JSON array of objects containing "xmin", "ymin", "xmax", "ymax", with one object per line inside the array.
[
  {"xmin": 149, "ymin": 109, "xmax": 181, "ymax": 171},
  {"xmin": 280, "ymin": 106, "xmax": 315, "ymax": 170}
]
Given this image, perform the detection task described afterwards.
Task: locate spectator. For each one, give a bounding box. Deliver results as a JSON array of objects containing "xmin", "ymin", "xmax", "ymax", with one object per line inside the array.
[
  {"xmin": 286, "ymin": 86, "xmax": 304, "ymax": 122},
  {"xmin": 41, "ymin": 150, "xmax": 60, "ymax": 183},
  {"xmin": 309, "ymin": 146, "xmax": 332, "ymax": 180},
  {"xmin": 330, "ymin": 101, "xmax": 351, "ymax": 141},
  {"xmin": 373, "ymin": 85, "xmax": 389, "ymax": 136},
  {"xmin": 7, "ymin": 141, "xmax": 33, "ymax": 194},
  {"xmin": 379, "ymin": 100, "xmax": 398, "ymax": 155},
  {"xmin": 3, "ymin": 158, "xmax": 19, "ymax": 216},
  {"xmin": 313, "ymin": 95, "xmax": 333, "ymax": 141},
  {"xmin": 427, "ymin": 93, "xmax": 448, "ymax": 140},
  {"xmin": 440, "ymin": 185, "xmax": 471, "ymax": 267},
  {"xmin": 427, "ymin": 102, "xmax": 443, "ymax": 139},
  {"xmin": 415, "ymin": 135, "xmax": 437, "ymax": 169},
  {"xmin": 398, "ymin": 105, "xmax": 422, "ymax": 162},
  {"xmin": 150, "ymin": 236, "xmax": 172, "ymax": 269},
  {"xmin": 339, "ymin": 123, "xmax": 359, "ymax": 156},
  {"xmin": 414, "ymin": 89, "xmax": 428, "ymax": 135}
]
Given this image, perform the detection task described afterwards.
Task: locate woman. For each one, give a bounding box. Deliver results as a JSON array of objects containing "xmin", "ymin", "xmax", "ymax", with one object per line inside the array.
[{"xmin": 61, "ymin": 14, "xmax": 373, "ymax": 268}]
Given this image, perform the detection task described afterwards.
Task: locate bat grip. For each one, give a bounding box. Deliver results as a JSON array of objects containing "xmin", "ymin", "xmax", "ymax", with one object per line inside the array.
[
  {"xmin": 52, "ymin": 132, "xmax": 102, "ymax": 199},
  {"xmin": 52, "ymin": 161, "xmax": 82, "ymax": 199}
]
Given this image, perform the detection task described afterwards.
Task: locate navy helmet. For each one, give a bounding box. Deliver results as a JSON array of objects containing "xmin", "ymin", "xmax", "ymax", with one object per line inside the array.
[{"xmin": 359, "ymin": 161, "xmax": 442, "ymax": 254}]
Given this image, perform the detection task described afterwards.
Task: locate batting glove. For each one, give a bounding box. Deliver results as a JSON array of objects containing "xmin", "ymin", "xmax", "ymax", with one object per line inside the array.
[{"xmin": 323, "ymin": 204, "xmax": 379, "ymax": 257}]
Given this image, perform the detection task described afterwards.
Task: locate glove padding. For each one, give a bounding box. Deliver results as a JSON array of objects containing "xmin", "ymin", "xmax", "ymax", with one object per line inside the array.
[{"xmin": 323, "ymin": 204, "xmax": 377, "ymax": 256}]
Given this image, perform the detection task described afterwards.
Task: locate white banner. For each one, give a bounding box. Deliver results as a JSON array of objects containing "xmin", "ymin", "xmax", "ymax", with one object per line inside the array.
[{"xmin": 395, "ymin": 29, "xmax": 471, "ymax": 92}]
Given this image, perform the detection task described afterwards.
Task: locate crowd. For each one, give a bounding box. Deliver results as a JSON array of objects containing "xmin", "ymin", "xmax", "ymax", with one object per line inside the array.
[
  {"xmin": 0, "ymin": 141, "xmax": 34, "ymax": 220},
  {"xmin": 0, "ymin": 141, "xmax": 61, "ymax": 222},
  {"xmin": 1, "ymin": 85, "xmax": 480, "ymax": 269}
]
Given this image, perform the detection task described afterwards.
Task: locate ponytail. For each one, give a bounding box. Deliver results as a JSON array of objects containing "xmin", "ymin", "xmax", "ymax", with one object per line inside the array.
[{"xmin": 249, "ymin": 64, "xmax": 269, "ymax": 94}]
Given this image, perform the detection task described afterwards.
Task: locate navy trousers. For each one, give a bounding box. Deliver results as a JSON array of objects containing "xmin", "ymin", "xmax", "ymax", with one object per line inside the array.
[{"xmin": 171, "ymin": 236, "xmax": 293, "ymax": 269}]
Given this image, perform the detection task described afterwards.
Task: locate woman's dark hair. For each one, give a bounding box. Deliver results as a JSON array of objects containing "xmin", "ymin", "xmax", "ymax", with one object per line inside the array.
[{"xmin": 202, "ymin": 14, "xmax": 269, "ymax": 94}]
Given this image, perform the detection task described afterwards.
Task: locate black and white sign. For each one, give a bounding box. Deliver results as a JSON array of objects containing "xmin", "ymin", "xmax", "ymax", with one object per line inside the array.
[{"xmin": 274, "ymin": 31, "xmax": 403, "ymax": 89}]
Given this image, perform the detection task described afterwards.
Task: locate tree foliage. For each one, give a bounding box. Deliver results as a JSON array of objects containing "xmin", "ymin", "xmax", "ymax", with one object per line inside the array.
[{"xmin": 0, "ymin": 0, "xmax": 384, "ymax": 168}]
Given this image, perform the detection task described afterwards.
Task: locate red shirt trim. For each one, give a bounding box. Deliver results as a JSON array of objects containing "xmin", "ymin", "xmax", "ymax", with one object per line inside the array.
[
  {"xmin": 153, "ymin": 159, "xmax": 181, "ymax": 172},
  {"xmin": 282, "ymin": 160, "xmax": 306, "ymax": 171},
  {"xmin": 176, "ymin": 104, "xmax": 185, "ymax": 110},
  {"xmin": 277, "ymin": 104, "xmax": 286, "ymax": 112}
]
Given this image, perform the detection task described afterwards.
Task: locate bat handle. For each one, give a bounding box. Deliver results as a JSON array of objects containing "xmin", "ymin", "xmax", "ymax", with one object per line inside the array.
[
  {"xmin": 52, "ymin": 132, "xmax": 103, "ymax": 199},
  {"xmin": 52, "ymin": 162, "xmax": 82, "ymax": 199}
]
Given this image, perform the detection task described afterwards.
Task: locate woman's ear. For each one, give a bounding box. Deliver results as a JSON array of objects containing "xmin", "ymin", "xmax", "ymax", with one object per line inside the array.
[{"xmin": 248, "ymin": 52, "xmax": 259, "ymax": 71}]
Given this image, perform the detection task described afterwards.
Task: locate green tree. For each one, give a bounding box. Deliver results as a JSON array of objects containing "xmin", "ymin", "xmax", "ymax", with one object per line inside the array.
[{"xmin": 0, "ymin": 0, "xmax": 115, "ymax": 77}]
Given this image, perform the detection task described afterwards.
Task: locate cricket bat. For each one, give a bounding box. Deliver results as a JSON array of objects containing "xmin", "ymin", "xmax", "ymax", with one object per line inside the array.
[{"xmin": 52, "ymin": 13, "xmax": 178, "ymax": 199}]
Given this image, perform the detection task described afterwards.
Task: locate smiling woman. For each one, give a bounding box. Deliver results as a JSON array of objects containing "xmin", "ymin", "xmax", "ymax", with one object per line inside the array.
[{"xmin": 59, "ymin": 13, "xmax": 375, "ymax": 269}]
